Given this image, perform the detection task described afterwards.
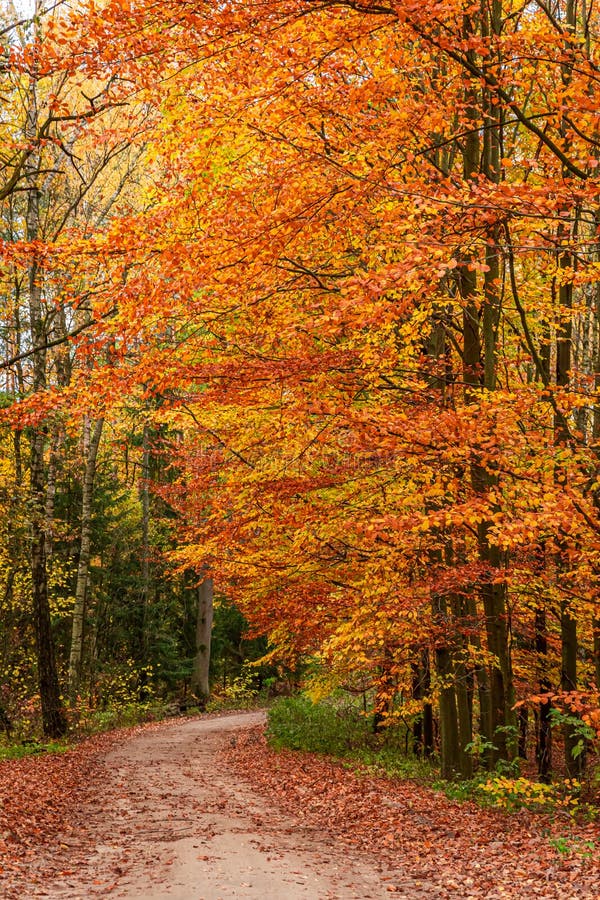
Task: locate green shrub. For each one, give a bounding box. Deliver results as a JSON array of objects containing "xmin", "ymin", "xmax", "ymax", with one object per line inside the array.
[
  {"xmin": 206, "ymin": 666, "xmax": 264, "ymax": 711},
  {"xmin": 0, "ymin": 739, "xmax": 68, "ymax": 760},
  {"xmin": 435, "ymin": 773, "xmax": 596, "ymax": 818},
  {"xmin": 268, "ymin": 695, "xmax": 376, "ymax": 754},
  {"xmin": 69, "ymin": 698, "xmax": 172, "ymax": 736},
  {"xmin": 267, "ymin": 694, "xmax": 436, "ymax": 783},
  {"xmin": 348, "ymin": 746, "xmax": 434, "ymax": 781},
  {"xmin": 478, "ymin": 775, "xmax": 582, "ymax": 814}
]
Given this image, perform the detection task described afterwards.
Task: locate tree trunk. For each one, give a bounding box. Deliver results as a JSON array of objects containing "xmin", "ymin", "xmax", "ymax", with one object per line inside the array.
[
  {"xmin": 433, "ymin": 588, "xmax": 461, "ymax": 778},
  {"xmin": 535, "ymin": 604, "xmax": 552, "ymax": 782},
  {"xmin": 459, "ymin": 9, "xmax": 514, "ymax": 767},
  {"xmin": 30, "ymin": 429, "xmax": 66, "ymax": 738},
  {"xmin": 68, "ymin": 416, "xmax": 104, "ymax": 699},
  {"xmin": 450, "ymin": 581, "xmax": 473, "ymax": 776},
  {"xmin": 412, "ymin": 650, "xmax": 434, "ymax": 758},
  {"xmin": 373, "ymin": 647, "xmax": 396, "ymax": 733},
  {"xmin": 191, "ymin": 578, "xmax": 213, "ymax": 704},
  {"xmin": 25, "ymin": 45, "xmax": 66, "ymax": 738},
  {"xmin": 556, "ymin": 239, "xmax": 582, "ymax": 777},
  {"xmin": 561, "ymin": 598, "xmax": 583, "ymax": 776},
  {"xmin": 594, "ymin": 618, "xmax": 600, "ymax": 692},
  {"xmin": 594, "ymin": 287, "xmax": 600, "ymax": 695}
]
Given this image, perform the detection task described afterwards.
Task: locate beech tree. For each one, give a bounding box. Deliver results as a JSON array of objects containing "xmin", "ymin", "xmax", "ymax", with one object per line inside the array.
[{"xmin": 1, "ymin": 0, "xmax": 599, "ymax": 778}]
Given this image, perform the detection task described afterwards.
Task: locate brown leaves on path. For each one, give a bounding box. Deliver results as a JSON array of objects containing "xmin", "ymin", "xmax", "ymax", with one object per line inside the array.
[
  {"xmin": 0, "ymin": 719, "xmax": 177, "ymax": 896},
  {"xmin": 225, "ymin": 726, "xmax": 600, "ymax": 899},
  {"xmin": 0, "ymin": 715, "xmax": 599, "ymax": 899}
]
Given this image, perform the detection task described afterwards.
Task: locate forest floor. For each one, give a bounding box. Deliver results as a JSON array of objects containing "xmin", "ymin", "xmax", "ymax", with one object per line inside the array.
[{"xmin": 0, "ymin": 709, "xmax": 598, "ymax": 899}]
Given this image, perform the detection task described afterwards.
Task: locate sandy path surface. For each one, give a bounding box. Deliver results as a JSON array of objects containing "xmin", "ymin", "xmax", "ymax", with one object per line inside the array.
[{"xmin": 34, "ymin": 712, "xmax": 403, "ymax": 899}]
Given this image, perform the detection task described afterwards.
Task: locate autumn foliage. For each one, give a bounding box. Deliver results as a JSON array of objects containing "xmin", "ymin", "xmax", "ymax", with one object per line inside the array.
[{"xmin": 0, "ymin": 0, "xmax": 600, "ymax": 782}]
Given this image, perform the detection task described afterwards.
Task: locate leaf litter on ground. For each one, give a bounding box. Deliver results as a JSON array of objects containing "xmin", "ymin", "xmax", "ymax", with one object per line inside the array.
[
  {"xmin": 224, "ymin": 725, "xmax": 600, "ymax": 899},
  {"xmin": 0, "ymin": 715, "xmax": 598, "ymax": 899}
]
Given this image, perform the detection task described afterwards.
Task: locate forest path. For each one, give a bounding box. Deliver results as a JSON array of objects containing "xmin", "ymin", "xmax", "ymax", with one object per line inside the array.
[
  {"xmin": 26, "ymin": 711, "xmax": 412, "ymax": 899},
  {"xmin": 5, "ymin": 710, "xmax": 598, "ymax": 899}
]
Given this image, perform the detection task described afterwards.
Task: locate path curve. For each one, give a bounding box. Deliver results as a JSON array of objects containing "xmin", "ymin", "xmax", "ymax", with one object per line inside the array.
[{"xmin": 35, "ymin": 712, "xmax": 399, "ymax": 899}]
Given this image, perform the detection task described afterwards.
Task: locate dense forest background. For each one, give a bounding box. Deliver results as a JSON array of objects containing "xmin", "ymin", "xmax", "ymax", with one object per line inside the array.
[{"xmin": 1, "ymin": 0, "xmax": 600, "ymax": 787}]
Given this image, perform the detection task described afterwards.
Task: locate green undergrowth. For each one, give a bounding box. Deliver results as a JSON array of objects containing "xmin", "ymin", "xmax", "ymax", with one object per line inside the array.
[
  {"xmin": 0, "ymin": 698, "xmax": 185, "ymax": 757},
  {"xmin": 0, "ymin": 739, "xmax": 70, "ymax": 761},
  {"xmin": 3, "ymin": 676, "xmax": 271, "ymax": 757},
  {"xmin": 69, "ymin": 698, "xmax": 179, "ymax": 737},
  {"xmin": 267, "ymin": 694, "xmax": 434, "ymax": 782},
  {"xmin": 267, "ymin": 695, "xmax": 600, "ymax": 823},
  {"xmin": 206, "ymin": 667, "xmax": 274, "ymax": 712}
]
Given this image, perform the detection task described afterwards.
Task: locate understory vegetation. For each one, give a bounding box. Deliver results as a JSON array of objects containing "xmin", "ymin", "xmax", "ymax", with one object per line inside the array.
[{"xmin": 267, "ymin": 694, "xmax": 600, "ymax": 820}]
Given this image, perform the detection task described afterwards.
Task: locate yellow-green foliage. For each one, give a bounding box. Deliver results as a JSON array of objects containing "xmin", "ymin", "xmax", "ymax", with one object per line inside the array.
[
  {"xmin": 92, "ymin": 659, "xmax": 155, "ymax": 706},
  {"xmin": 479, "ymin": 776, "xmax": 582, "ymax": 814}
]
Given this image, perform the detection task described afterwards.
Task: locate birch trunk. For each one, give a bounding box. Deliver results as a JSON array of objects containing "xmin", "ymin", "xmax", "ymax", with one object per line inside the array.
[{"xmin": 68, "ymin": 416, "xmax": 104, "ymax": 698}]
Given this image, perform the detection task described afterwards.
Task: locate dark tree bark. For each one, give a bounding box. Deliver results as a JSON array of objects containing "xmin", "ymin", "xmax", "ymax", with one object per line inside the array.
[{"xmin": 25, "ymin": 53, "xmax": 66, "ymax": 738}]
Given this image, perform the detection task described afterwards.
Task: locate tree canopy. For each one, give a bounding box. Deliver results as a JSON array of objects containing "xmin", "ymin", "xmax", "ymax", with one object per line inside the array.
[{"xmin": 0, "ymin": 0, "xmax": 599, "ymax": 780}]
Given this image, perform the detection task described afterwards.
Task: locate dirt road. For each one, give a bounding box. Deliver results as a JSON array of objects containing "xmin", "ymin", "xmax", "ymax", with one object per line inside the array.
[
  {"xmin": 5, "ymin": 710, "xmax": 597, "ymax": 899},
  {"xmin": 32, "ymin": 712, "xmax": 403, "ymax": 899}
]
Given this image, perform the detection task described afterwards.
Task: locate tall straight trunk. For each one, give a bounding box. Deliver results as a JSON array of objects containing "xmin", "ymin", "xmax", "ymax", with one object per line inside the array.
[
  {"xmin": 555, "ymin": 0, "xmax": 581, "ymax": 776},
  {"xmin": 594, "ymin": 288, "xmax": 600, "ymax": 694},
  {"xmin": 518, "ymin": 706, "xmax": 528, "ymax": 760},
  {"xmin": 373, "ymin": 647, "xmax": 396, "ymax": 732},
  {"xmin": 560, "ymin": 589, "xmax": 582, "ymax": 776},
  {"xmin": 25, "ymin": 41, "xmax": 66, "ymax": 738},
  {"xmin": 44, "ymin": 428, "xmax": 62, "ymax": 558},
  {"xmin": 461, "ymin": 149, "xmax": 512, "ymax": 764},
  {"xmin": 30, "ymin": 429, "xmax": 65, "ymax": 737},
  {"xmin": 422, "ymin": 650, "xmax": 434, "ymax": 757},
  {"xmin": 423, "ymin": 305, "xmax": 464, "ymax": 772},
  {"xmin": 68, "ymin": 416, "xmax": 104, "ymax": 698},
  {"xmin": 465, "ymin": 593, "xmax": 493, "ymax": 767},
  {"xmin": 434, "ymin": 598, "xmax": 460, "ymax": 780},
  {"xmin": 594, "ymin": 619, "xmax": 600, "ymax": 692},
  {"xmin": 459, "ymin": 1, "xmax": 514, "ymax": 766},
  {"xmin": 191, "ymin": 578, "xmax": 214, "ymax": 703},
  {"xmin": 412, "ymin": 650, "xmax": 434, "ymax": 758},
  {"xmin": 535, "ymin": 604, "xmax": 552, "ymax": 781},
  {"xmin": 555, "ymin": 204, "xmax": 580, "ymax": 775},
  {"xmin": 138, "ymin": 423, "xmax": 151, "ymax": 700},
  {"xmin": 451, "ymin": 594, "xmax": 473, "ymax": 778}
]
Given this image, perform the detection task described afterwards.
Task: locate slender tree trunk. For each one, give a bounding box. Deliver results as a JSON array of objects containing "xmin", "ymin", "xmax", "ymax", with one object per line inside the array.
[
  {"xmin": 593, "ymin": 618, "xmax": 600, "ymax": 692},
  {"xmin": 68, "ymin": 416, "xmax": 104, "ymax": 698},
  {"xmin": 422, "ymin": 650, "xmax": 434, "ymax": 758},
  {"xmin": 591, "ymin": 227, "xmax": 600, "ymax": 695},
  {"xmin": 535, "ymin": 604, "xmax": 552, "ymax": 782},
  {"xmin": 424, "ymin": 309, "xmax": 468, "ymax": 775},
  {"xmin": 552, "ymin": 0, "xmax": 585, "ymax": 780},
  {"xmin": 555, "ymin": 217, "xmax": 582, "ymax": 777},
  {"xmin": 191, "ymin": 578, "xmax": 213, "ymax": 704},
  {"xmin": 436, "ymin": 668, "xmax": 460, "ymax": 778},
  {"xmin": 451, "ymin": 595, "xmax": 473, "ymax": 778},
  {"xmin": 433, "ymin": 587, "xmax": 461, "ymax": 778},
  {"xmin": 25, "ymin": 44, "xmax": 66, "ymax": 738},
  {"xmin": 138, "ymin": 423, "xmax": 151, "ymax": 700},
  {"xmin": 412, "ymin": 650, "xmax": 434, "ymax": 758},
  {"xmin": 561, "ymin": 593, "xmax": 582, "ymax": 775},
  {"xmin": 373, "ymin": 647, "xmax": 396, "ymax": 733},
  {"xmin": 518, "ymin": 706, "xmax": 528, "ymax": 760},
  {"xmin": 459, "ymin": 2, "xmax": 515, "ymax": 766},
  {"xmin": 44, "ymin": 425, "xmax": 64, "ymax": 561},
  {"xmin": 555, "ymin": 199, "xmax": 580, "ymax": 773}
]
